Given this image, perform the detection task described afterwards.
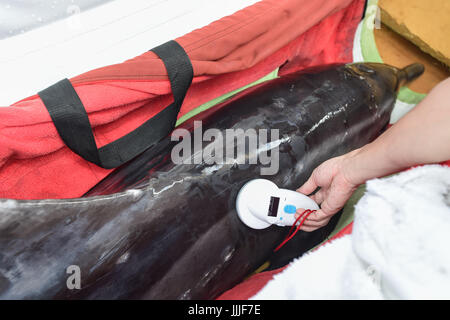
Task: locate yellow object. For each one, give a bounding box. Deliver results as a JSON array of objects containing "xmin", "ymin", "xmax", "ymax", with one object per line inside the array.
[{"xmin": 379, "ymin": 0, "xmax": 450, "ymax": 68}]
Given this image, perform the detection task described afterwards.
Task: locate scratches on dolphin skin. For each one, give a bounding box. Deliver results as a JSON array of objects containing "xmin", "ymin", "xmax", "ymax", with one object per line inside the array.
[
  {"xmin": 179, "ymin": 288, "xmax": 192, "ymax": 300},
  {"xmin": 222, "ymin": 246, "xmax": 236, "ymax": 263},
  {"xmin": 150, "ymin": 177, "xmax": 195, "ymax": 196},
  {"xmin": 125, "ymin": 189, "xmax": 143, "ymax": 199},
  {"xmin": 90, "ymin": 234, "xmax": 130, "ymax": 273},
  {"xmin": 198, "ymin": 265, "xmax": 221, "ymax": 289},
  {"xmin": 116, "ymin": 252, "xmax": 130, "ymax": 265},
  {"xmin": 201, "ymin": 164, "xmax": 225, "ymax": 175},
  {"xmin": 272, "ymin": 97, "xmax": 288, "ymax": 109},
  {"xmin": 256, "ymin": 135, "xmax": 290, "ymax": 154},
  {"xmin": 305, "ymin": 104, "xmax": 348, "ymax": 136}
]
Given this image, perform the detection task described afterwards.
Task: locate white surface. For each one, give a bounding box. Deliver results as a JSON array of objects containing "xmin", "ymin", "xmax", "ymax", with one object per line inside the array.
[
  {"xmin": 252, "ymin": 165, "xmax": 450, "ymax": 299},
  {"xmin": 236, "ymin": 179, "xmax": 276, "ymax": 230},
  {"xmin": 0, "ymin": 0, "xmax": 260, "ymax": 106},
  {"xmin": 351, "ymin": 21, "xmax": 364, "ymax": 63},
  {"xmin": 0, "ymin": 0, "xmax": 114, "ymax": 39}
]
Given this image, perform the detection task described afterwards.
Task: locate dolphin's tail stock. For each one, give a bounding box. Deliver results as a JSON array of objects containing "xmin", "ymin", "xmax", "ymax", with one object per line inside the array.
[
  {"xmin": 398, "ymin": 63, "xmax": 426, "ymax": 86},
  {"xmin": 348, "ymin": 62, "xmax": 425, "ymax": 92}
]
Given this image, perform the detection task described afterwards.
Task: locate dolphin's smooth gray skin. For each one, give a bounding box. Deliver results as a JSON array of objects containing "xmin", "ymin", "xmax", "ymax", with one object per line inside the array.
[{"xmin": 0, "ymin": 62, "xmax": 423, "ymax": 299}]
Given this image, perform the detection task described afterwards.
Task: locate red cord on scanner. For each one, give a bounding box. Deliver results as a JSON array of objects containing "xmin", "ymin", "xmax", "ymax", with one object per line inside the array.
[{"xmin": 273, "ymin": 209, "xmax": 316, "ymax": 252}]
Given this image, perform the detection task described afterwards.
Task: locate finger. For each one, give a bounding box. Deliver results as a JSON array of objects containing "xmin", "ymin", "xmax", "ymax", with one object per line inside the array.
[
  {"xmin": 298, "ymin": 225, "xmax": 318, "ymax": 232},
  {"xmin": 300, "ymin": 220, "xmax": 329, "ymax": 232},
  {"xmin": 294, "ymin": 208, "xmax": 316, "ymax": 219},
  {"xmin": 296, "ymin": 174, "xmax": 318, "ymax": 196},
  {"xmin": 299, "ymin": 217, "xmax": 331, "ymax": 232},
  {"xmin": 302, "ymin": 216, "xmax": 331, "ymax": 228},
  {"xmin": 303, "ymin": 219, "xmax": 325, "ymax": 227},
  {"xmin": 295, "ymin": 209, "xmax": 327, "ymax": 226},
  {"xmin": 310, "ymin": 189, "xmax": 326, "ymax": 205},
  {"xmin": 303, "ymin": 209, "xmax": 329, "ymax": 222},
  {"xmin": 294, "ymin": 209, "xmax": 305, "ymax": 221},
  {"xmin": 295, "ymin": 208, "xmax": 324, "ymax": 221}
]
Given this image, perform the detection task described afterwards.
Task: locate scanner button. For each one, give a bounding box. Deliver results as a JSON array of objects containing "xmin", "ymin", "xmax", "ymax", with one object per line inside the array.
[{"xmin": 284, "ymin": 205, "xmax": 296, "ymax": 214}]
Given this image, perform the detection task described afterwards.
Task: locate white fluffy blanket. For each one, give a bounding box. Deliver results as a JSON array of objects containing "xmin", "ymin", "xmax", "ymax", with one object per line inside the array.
[{"xmin": 252, "ymin": 165, "xmax": 450, "ymax": 299}]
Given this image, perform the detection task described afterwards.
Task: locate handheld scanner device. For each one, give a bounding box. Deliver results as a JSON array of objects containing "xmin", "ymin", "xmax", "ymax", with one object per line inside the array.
[{"xmin": 236, "ymin": 179, "xmax": 319, "ymax": 229}]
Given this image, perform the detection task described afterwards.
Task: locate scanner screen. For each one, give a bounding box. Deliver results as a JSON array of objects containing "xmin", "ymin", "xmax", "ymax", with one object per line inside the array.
[{"xmin": 267, "ymin": 196, "xmax": 280, "ymax": 217}]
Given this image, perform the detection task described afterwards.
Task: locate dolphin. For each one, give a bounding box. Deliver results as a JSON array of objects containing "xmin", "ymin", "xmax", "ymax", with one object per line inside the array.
[{"xmin": 0, "ymin": 62, "xmax": 424, "ymax": 299}]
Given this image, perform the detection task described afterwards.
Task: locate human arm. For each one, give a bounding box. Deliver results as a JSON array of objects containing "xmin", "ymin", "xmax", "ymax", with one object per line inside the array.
[{"xmin": 296, "ymin": 77, "xmax": 450, "ymax": 232}]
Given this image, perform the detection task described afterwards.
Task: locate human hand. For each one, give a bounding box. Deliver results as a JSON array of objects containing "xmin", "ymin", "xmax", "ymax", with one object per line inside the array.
[{"xmin": 294, "ymin": 150, "xmax": 361, "ymax": 232}]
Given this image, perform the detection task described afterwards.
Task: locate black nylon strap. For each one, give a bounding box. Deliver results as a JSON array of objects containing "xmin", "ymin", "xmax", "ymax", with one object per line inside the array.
[{"xmin": 38, "ymin": 40, "xmax": 193, "ymax": 168}]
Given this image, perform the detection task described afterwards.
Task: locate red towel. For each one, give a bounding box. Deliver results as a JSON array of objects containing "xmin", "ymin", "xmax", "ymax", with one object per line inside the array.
[{"xmin": 0, "ymin": 0, "xmax": 364, "ymax": 199}]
